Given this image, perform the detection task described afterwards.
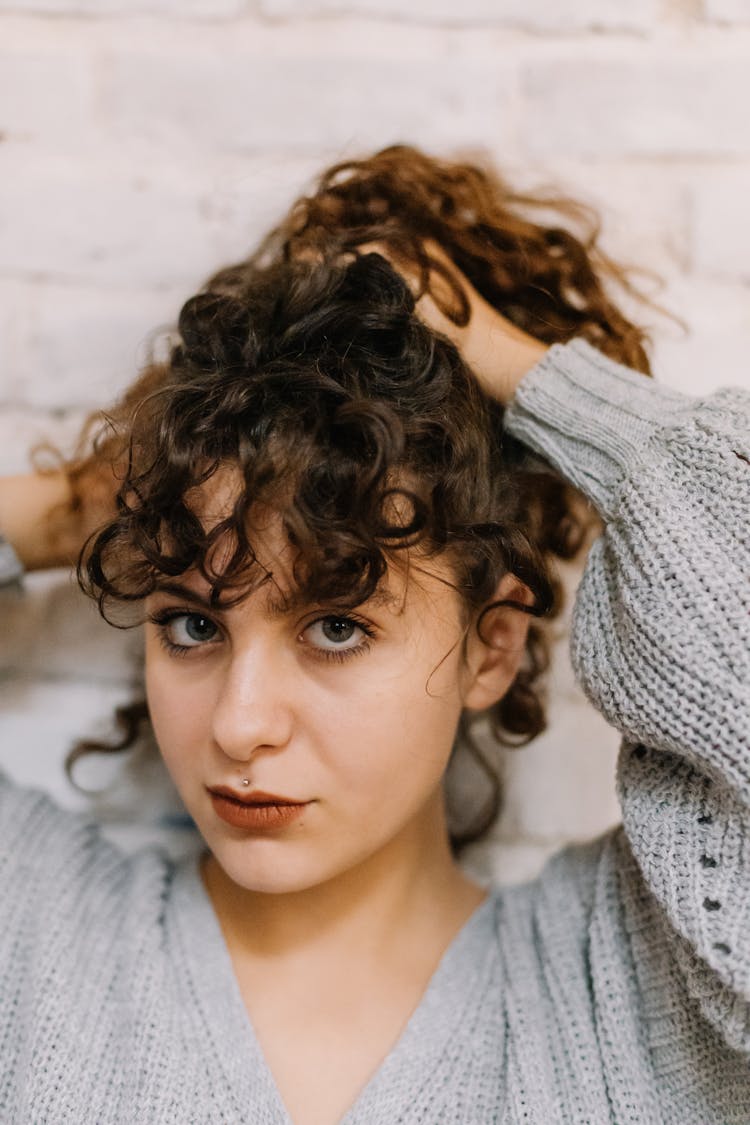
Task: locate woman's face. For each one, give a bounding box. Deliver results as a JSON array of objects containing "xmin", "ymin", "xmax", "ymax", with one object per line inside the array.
[{"xmin": 143, "ymin": 481, "xmax": 476, "ymax": 897}]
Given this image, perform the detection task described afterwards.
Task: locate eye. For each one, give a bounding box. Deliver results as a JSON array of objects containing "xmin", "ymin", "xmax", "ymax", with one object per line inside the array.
[
  {"xmin": 147, "ymin": 607, "xmax": 376, "ymax": 664},
  {"xmin": 148, "ymin": 609, "xmax": 220, "ymax": 656},
  {"xmin": 302, "ymin": 615, "xmax": 375, "ymax": 662}
]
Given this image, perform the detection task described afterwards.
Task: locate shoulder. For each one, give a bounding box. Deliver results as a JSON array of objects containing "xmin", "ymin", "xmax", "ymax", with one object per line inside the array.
[{"xmin": 0, "ymin": 765, "xmax": 177, "ymax": 959}]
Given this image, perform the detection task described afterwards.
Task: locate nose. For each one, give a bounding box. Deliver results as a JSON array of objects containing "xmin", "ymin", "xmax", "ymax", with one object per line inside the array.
[{"xmin": 210, "ymin": 643, "xmax": 294, "ymax": 766}]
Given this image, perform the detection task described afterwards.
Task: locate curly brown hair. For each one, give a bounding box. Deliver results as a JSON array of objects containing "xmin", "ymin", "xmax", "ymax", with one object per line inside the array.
[{"xmin": 54, "ymin": 144, "xmax": 668, "ymax": 850}]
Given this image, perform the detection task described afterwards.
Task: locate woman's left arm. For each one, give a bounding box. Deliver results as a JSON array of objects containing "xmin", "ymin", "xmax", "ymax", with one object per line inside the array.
[{"xmin": 503, "ymin": 338, "xmax": 750, "ymax": 1052}]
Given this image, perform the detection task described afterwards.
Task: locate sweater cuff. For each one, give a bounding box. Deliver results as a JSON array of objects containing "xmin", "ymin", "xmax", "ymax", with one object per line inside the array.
[
  {"xmin": 503, "ymin": 338, "xmax": 692, "ymax": 516},
  {"xmin": 0, "ymin": 531, "xmax": 24, "ymax": 588}
]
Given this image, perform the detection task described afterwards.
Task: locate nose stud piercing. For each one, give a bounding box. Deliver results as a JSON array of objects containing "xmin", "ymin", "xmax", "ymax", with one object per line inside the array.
[{"xmin": 241, "ymin": 779, "xmax": 250, "ymax": 787}]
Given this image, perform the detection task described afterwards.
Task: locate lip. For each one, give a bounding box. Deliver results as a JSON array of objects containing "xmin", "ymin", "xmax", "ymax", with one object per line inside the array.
[
  {"xmin": 208, "ymin": 786, "xmax": 305, "ymax": 806},
  {"xmin": 207, "ymin": 786, "xmax": 311, "ymax": 832}
]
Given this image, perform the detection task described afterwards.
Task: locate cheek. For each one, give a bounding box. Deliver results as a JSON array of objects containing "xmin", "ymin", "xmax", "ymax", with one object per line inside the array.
[
  {"xmin": 313, "ymin": 659, "xmax": 462, "ymax": 803},
  {"xmin": 144, "ymin": 651, "xmax": 213, "ymax": 766}
]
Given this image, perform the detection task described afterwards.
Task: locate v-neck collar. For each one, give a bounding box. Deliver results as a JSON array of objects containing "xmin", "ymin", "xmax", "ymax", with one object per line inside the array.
[{"xmin": 169, "ymin": 849, "xmax": 499, "ymax": 1125}]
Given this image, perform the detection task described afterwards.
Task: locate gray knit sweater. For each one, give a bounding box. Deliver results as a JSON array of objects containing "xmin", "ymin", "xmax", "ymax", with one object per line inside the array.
[{"xmin": 1, "ymin": 338, "xmax": 749, "ymax": 1124}]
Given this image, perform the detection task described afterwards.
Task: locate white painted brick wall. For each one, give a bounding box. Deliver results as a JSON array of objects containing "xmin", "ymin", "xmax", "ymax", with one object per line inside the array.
[
  {"xmin": 0, "ymin": 0, "xmax": 247, "ymax": 14},
  {"xmin": 260, "ymin": 0, "xmax": 661, "ymax": 33},
  {"xmin": 2, "ymin": 280, "xmax": 181, "ymax": 408},
  {"xmin": 523, "ymin": 49, "xmax": 750, "ymax": 159},
  {"xmin": 0, "ymin": 37, "xmax": 95, "ymax": 142},
  {"xmin": 0, "ymin": 151, "xmax": 227, "ymax": 287},
  {"xmin": 99, "ymin": 25, "xmax": 515, "ymax": 155},
  {"xmin": 691, "ymin": 169, "xmax": 750, "ymax": 282},
  {"xmin": 1, "ymin": 1, "xmax": 749, "ymax": 885},
  {"xmin": 705, "ymin": 0, "xmax": 750, "ymax": 22}
]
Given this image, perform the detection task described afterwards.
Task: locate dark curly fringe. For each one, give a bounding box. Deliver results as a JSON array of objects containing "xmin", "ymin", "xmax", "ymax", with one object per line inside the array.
[{"xmin": 55, "ymin": 144, "xmax": 672, "ymax": 852}]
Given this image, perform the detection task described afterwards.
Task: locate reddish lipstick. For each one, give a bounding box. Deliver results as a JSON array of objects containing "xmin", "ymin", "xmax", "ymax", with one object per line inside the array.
[{"xmin": 208, "ymin": 787, "xmax": 310, "ymax": 831}]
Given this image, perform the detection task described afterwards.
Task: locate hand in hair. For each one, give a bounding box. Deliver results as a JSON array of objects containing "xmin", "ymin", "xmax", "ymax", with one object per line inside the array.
[{"xmin": 358, "ymin": 239, "xmax": 549, "ymax": 405}]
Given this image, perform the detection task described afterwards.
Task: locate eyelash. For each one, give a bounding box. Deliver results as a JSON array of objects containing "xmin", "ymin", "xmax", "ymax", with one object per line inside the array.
[{"xmin": 146, "ymin": 607, "xmax": 377, "ymax": 665}]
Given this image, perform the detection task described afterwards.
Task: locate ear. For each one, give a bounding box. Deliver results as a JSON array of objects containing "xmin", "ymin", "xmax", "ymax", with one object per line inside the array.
[{"xmin": 459, "ymin": 572, "xmax": 536, "ymax": 713}]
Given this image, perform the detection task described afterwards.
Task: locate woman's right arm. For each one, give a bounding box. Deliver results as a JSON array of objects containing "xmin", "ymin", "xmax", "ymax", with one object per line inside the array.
[
  {"xmin": 0, "ymin": 465, "xmax": 120, "ymax": 584},
  {"xmin": 0, "ymin": 472, "xmax": 76, "ymax": 578}
]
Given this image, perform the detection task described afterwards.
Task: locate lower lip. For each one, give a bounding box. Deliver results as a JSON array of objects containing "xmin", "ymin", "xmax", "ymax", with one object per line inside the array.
[{"xmin": 209, "ymin": 793, "xmax": 310, "ymax": 830}]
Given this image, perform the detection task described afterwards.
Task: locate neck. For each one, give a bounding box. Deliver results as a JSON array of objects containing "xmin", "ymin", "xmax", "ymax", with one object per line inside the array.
[{"xmin": 200, "ymin": 789, "xmax": 486, "ymax": 965}]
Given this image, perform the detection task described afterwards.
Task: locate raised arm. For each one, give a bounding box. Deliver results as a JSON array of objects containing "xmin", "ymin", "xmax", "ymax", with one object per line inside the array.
[
  {"xmin": 0, "ymin": 458, "xmax": 122, "ymax": 586},
  {"xmin": 0, "ymin": 472, "xmax": 76, "ymax": 579},
  {"xmin": 505, "ymin": 340, "xmax": 749, "ymax": 756},
  {"xmin": 394, "ymin": 243, "xmax": 750, "ymax": 1057},
  {"xmin": 504, "ymin": 338, "xmax": 750, "ymax": 1054}
]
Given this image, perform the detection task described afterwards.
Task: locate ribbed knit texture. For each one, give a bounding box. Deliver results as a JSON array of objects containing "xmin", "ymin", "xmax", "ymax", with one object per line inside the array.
[
  {"xmin": 1, "ymin": 338, "xmax": 748, "ymax": 1123},
  {"xmin": 0, "ymin": 531, "xmax": 23, "ymax": 588}
]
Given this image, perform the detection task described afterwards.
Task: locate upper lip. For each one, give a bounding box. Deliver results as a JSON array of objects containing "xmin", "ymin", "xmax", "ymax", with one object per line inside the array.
[{"xmin": 208, "ymin": 786, "xmax": 307, "ymax": 806}]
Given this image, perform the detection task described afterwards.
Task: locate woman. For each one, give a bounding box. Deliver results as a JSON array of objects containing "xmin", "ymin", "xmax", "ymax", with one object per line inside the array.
[{"xmin": 0, "ymin": 146, "xmax": 748, "ymax": 1124}]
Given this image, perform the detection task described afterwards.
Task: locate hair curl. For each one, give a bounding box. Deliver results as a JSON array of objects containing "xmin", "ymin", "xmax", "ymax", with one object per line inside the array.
[{"xmin": 55, "ymin": 144, "xmax": 670, "ymax": 851}]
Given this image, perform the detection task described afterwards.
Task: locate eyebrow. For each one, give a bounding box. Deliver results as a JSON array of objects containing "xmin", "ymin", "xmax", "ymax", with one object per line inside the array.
[{"xmin": 148, "ymin": 578, "xmax": 401, "ymax": 619}]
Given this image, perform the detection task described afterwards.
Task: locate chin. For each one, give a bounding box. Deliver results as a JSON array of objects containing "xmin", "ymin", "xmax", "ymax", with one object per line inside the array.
[
  {"xmin": 211, "ymin": 844, "xmax": 342, "ymax": 896},
  {"xmin": 216, "ymin": 830, "xmax": 398, "ymax": 897}
]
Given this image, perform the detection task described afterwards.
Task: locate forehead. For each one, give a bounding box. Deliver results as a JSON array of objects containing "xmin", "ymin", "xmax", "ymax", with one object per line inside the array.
[
  {"xmin": 159, "ymin": 463, "xmax": 441, "ymax": 617},
  {"xmin": 154, "ymin": 462, "xmax": 460, "ymax": 620}
]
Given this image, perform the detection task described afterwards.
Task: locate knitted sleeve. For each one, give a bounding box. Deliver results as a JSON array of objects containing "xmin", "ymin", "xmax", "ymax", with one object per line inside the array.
[
  {"xmin": 0, "ymin": 530, "xmax": 24, "ymax": 588},
  {"xmin": 503, "ymin": 338, "xmax": 750, "ymax": 1053}
]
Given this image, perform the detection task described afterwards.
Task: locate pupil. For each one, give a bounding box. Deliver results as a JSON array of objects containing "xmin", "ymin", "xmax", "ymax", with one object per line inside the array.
[
  {"xmin": 322, "ymin": 619, "xmax": 354, "ymax": 643},
  {"xmin": 186, "ymin": 615, "xmax": 214, "ymax": 641}
]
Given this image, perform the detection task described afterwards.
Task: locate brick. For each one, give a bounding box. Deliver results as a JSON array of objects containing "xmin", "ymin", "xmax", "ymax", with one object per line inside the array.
[
  {"xmin": 649, "ymin": 275, "xmax": 750, "ymax": 395},
  {"xmin": 0, "ymin": 282, "xmax": 27, "ymax": 405},
  {"xmin": 0, "ymin": 152, "xmax": 355, "ymax": 405},
  {"xmin": 523, "ymin": 54, "xmax": 750, "ymax": 158},
  {"xmin": 516, "ymin": 166, "xmax": 749, "ymax": 395},
  {"xmin": 520, "ymin": 158, "xmax": 690, "ymax": 275},
  {"xmin": 0, "ymin": 0, "xmax": 246, "ymax": 14},
  {"xmin": 101, "ymin": 27, "xmax": 516, "ymax": 155},
  {"xmin": 0, "ymin": 141, "xmax": 458, "ymax": 291},
  {"xmin": 5, "ymin": 282, "xmax": 184, "ymax": 410},
  {"xmin": 185, "ymin": 150, "xmax": 336, "ymax": 264},
  {"xmin": 705, "ymin": 0, "xmax": 750, "ymax": 20},
  {"xmin": 691, "ymin": 170, "xmax": 750, "ymax": 282},
  {"xmin": 260, "ymin": 0, "xmax": 659, "ymax": 32},
  {"xmin": 0, "ymin": 148, "xmax": 250, "ymax": 289},
  {"xmin": 0, "ymin": 37, "xmax": 95, "ymax": 143}
]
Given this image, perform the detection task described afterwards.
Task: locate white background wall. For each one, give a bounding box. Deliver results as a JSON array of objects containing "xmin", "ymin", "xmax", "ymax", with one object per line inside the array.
[{"xmin": 1, "ymin": 0, "xmax": 749, "ymax": 884}]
